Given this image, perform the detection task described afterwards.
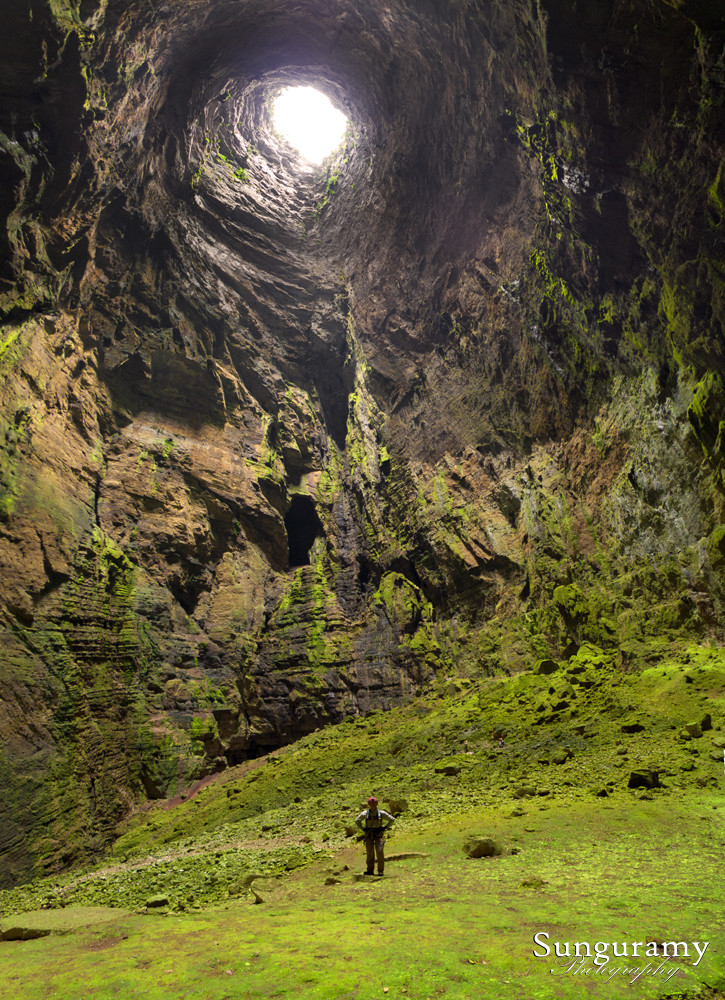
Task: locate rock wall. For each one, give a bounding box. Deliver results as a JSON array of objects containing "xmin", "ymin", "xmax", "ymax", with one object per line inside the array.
[{"xmin": 0, "ymin": 0, "xmax": 723, "ymax": 883}]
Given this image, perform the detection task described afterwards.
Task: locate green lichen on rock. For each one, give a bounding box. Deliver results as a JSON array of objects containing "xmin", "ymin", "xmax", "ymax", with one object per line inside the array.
[
  {"xmin": 706, "ymin": 525, "xmax": 725, "ymax": 567},
  {"xmin": 687, "ymin": 370, "xmax": 725, "ymax": 485},
  {"xmin": 373, "ymin": 571, "xmax": 432, "ymax": 635},
  {"xmin": 708, "ymin": 163, "xmax": 724, "ymax": 220},
  {"xmin": 553, "ymin": 583, "xmax": 589, "ymax": 633}
]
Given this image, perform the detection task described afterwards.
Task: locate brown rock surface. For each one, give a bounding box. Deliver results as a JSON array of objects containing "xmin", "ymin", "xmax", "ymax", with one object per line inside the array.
[{"xmin": 0, "ymin": 0, "xmax": 724, "ymax": 883}]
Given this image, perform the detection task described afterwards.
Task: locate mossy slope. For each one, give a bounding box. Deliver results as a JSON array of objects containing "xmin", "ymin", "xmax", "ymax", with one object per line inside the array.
[{"xmin": 0, "ymin": 643, "xmax": 723, "ymax": 999}]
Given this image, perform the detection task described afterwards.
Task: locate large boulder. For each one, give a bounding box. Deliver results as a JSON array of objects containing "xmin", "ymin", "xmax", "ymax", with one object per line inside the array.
[
  {"xmin": 627, "ymin": 769, "xmax": 660, "ymax": 789},
  {"xmin": 385, "ymin": 798, "xmax": 409, "ymax": 815},
  {"xmin": 463, "ymin": 835, "xmax": 502, "ymax": 859},
  {"xmin": 513, "ymin": 785, "xmax": 537, "ymax": 799},
  {"xmin": 621, "ymin": 720, "xmax": 646, "ymax": 734},
  {"xmin": 145, "ymin": 894, "xmax": 170, "ymax": 908}
]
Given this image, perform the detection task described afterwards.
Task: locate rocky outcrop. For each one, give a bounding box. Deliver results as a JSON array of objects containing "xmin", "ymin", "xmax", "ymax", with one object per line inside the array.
[{"xmin": 0, "ymin": 0, "xmax": 723, "ymax": 883}]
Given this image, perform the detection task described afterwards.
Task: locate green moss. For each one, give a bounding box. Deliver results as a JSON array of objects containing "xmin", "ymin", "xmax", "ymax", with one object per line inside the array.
[
  {"xmin": 188, "ymin": 679, "xmax": 227, "ymax": 707},
  {"xmin": 659, "ymin": 278, "xmax": 691, "ymax": 349},
  {"xmin": 158, "ymin": 438, "xmax": 174, "ymax": 464},
  {"xmin": 687, "ymin": 370, "xmax": 725, "ymax": 483},
  {"xmin": 46, "ymin": 0, "xmax": 95, "ymax": 45},
  {"xmin": 0, "ymin": 405, "xmax": 33, "ymax": 519},
  {"xmin": 374, "ymin": 572, "xmax": 433, "ymax": 632},
  {"xmin": 553, "ymin": 584, "xmax": 589, "ymax": 626},
  {"xmin": 270, "ymin": 559, "xmax": 350, "ymax": 674},
  {"xmin": 706, "ymin": 524, "xmax": 725, "ymax": 567},
  {"xmin": 707, "ymin": 163, "xmax": 724, "ymax": 220},
  {"xmin": 529, "ymin": 249, "xmax": 577, "ymax": 310},
  {"xmin": 90, "ymin": 528, "xmax": 136, "ymax": 589},
  {"xmin": 0, "ymin": 436, "xmax": 19, "ymax": 518},
  {"xmin": 567, "ymin": 642, "xmax": 613, "ymax": 671},
  {"xmin": 314, "ymin": 169, "xmax": 341, "ymax": 217},
  {"xmin": 0, "ymin": 327, "xmax": 21, "ymax": 363},
  {"xmin": 190, "ymin": 716, "xmax": 219, "ymax": 742},
  {"xmin": 510, "ymin": 109, "xmax": 583, "ymax": 229}
]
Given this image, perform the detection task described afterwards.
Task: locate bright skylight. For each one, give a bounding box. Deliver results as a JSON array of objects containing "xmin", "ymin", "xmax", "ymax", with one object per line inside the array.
[{"xmin": 272, "ymin": 86, "xmax": 347, "ymax": 164}]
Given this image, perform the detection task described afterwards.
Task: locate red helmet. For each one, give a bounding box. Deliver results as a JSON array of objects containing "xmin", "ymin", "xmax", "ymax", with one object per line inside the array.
[{"xmin": 368, "ymin": 796, "xmax": 378, "ymax": 805}]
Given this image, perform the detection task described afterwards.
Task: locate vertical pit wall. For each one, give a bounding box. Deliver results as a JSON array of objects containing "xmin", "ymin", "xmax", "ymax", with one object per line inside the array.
[{"xmin": 0, "ymin": 0, "xmax": 723, "ymax": 882}]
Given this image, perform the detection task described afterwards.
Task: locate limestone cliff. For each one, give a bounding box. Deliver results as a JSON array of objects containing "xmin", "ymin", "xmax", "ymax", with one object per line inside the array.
[{"xmin": 0, "ymin": 0, "xmax": 723, "ymax": 884}]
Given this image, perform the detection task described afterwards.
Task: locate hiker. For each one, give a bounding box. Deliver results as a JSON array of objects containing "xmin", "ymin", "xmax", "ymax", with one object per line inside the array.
[{"xmin": 355, "ymin": 796, "xmax": 395, "ymax": 876}]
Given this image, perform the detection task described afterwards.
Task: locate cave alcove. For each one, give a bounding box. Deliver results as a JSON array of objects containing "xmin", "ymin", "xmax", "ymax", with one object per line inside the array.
[{"xmin": 285, "ymin": 494, "xmax": 325, "ymax": 568}]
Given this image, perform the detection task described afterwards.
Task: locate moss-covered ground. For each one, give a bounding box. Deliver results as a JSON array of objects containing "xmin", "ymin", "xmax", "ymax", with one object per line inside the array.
[{"xmin": 1, "ymin": 643, "xmax": 724, "ymax": 999}]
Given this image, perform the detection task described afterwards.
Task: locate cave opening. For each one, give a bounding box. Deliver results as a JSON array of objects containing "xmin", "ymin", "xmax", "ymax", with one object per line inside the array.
[
  {"xmin": 271, "ymin": 85, "xmax": 348, "ymax": 164},
  {"xmin": 285, "ymin": 494, "xmax": 325, "ymax": 567}
]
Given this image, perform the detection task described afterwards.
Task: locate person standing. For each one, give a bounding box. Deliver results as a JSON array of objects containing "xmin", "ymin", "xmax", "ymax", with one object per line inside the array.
[{"xmin": 355, "ymin": 796, "xmax": 395, "ymax": 876}]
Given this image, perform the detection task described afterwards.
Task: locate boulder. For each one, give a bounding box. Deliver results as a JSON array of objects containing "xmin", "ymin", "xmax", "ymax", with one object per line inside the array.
[
  {"xmin": 683, "ymin": 722, "xmax": 702, "ymax": 738},
  {"xmin": 627, "ymin": 769, "xmax": 660, "ymax": 789},
  {"xmin": 435, "ymin": 764, "xmax": 460, "ymax": 776},
  {"xmin": 463, "ymin": 835, "xmax": 502, "ymax": 859},
  {"xmin": 535, "ymin": 658, "xmax": 559, "ymax": 676},
  {"xmin": 385, "ymin": 798, "xmax": 409, "ymax": 815},
  {"xmin": 145, "ymin": 895, "xmax": 170, "ymax": 908},
  {"xmin": 551, "ymin": 749, "xmax": 569, "ymax": 765},
  {"xmin": 700, "ymin": 714, "xmax": 712, "ymax": 731},
  {"xmin": 553, "ymin": 585, "xmax": 589, "ymax": 627},
  {"xmin": 521, "ymin": 876, "xmax": 548, "ymax": 888},
  {"xmin": 513, "ymin": 785, "xmax": 537, "ymax": 798},
  {"xmin": 0, "ymin": 926, "xmax": 51, "ymax": 941},
  {"xmin": 621, "ymin": 720, "xmax": 646, "ymax": 734}
]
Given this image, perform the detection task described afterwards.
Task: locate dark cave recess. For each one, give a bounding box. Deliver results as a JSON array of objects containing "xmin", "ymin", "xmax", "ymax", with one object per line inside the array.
[{"xmin": 285, "ymin": 494, "xmax": 325, "ymax": 568}]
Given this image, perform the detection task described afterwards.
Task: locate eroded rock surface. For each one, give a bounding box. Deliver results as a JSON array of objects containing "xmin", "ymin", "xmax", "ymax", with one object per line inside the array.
[{"xmin": 0, "ymin": 0, "xmax": 723, "ymax": 883}]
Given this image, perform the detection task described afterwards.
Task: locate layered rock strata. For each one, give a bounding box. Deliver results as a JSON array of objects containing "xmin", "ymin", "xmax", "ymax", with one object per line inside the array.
[{"xmin": 0, "ymin": 0, "xmax": 723, "ymax": 882}]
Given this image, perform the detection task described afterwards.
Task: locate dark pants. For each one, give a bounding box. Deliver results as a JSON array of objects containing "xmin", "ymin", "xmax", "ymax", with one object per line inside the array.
[{"xmin": 365, "ymin": 835, "xmax": 385, "ymax": 874}]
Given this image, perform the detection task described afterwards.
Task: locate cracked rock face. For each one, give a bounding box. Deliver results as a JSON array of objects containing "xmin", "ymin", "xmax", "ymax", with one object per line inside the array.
[{"xmin": 0, "ymin": 0, "xmax": 724, "ymax": 882}]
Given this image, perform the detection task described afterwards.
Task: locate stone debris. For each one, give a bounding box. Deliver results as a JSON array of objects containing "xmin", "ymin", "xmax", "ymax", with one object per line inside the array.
[
  {"xmin": 463, "ymin": 836, "xmax": 502, "ymax": 859},
  {"xmin": 627, "ymin": 769, "xmax": 660, "ymax": 790}
]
